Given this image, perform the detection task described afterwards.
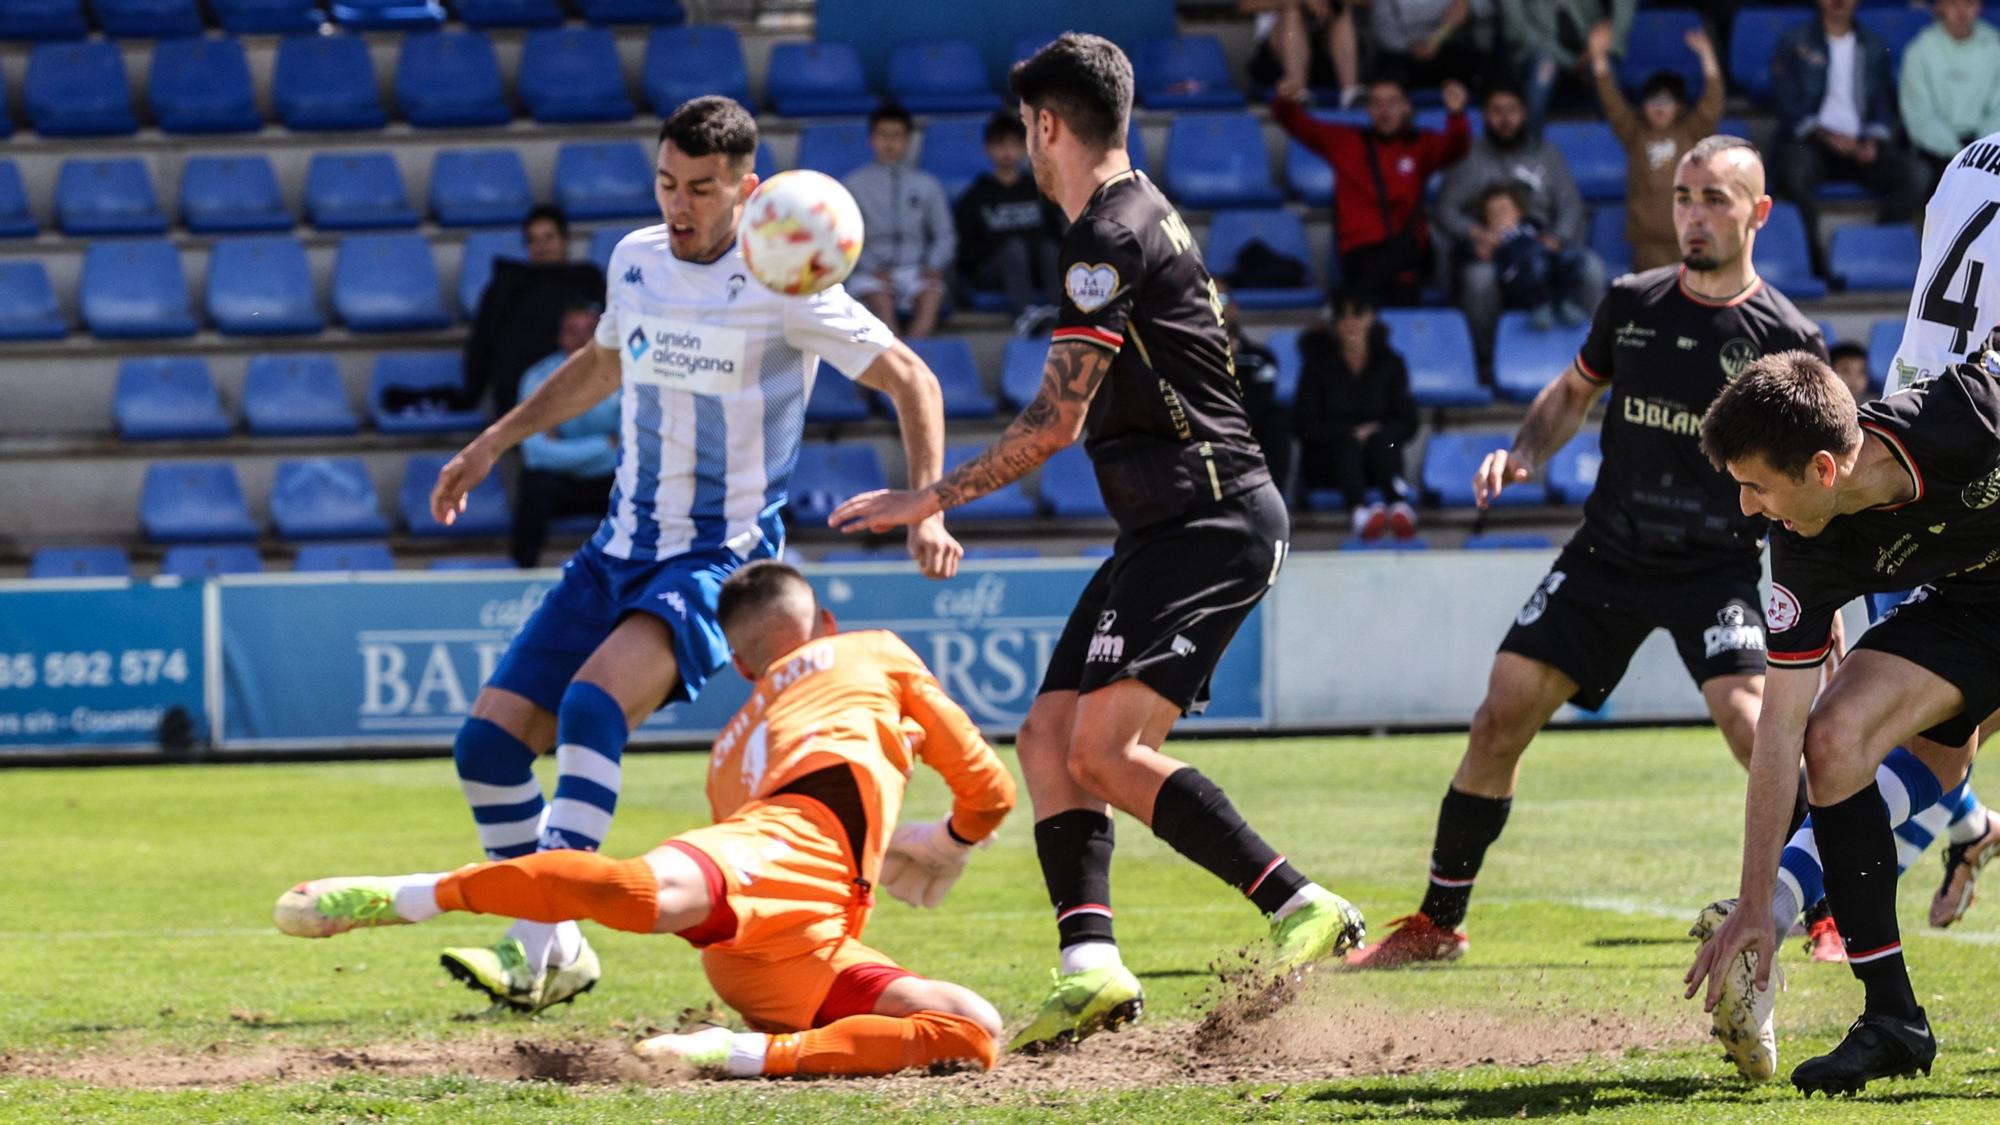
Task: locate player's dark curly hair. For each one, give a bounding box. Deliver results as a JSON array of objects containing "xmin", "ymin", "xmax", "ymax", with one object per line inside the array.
[
  {"xmin": 658, "ymin": 95, "xmax": 758, "ymax": 170},
  {"xmin": 1699, "ymin": 350, "xmax": 1860, "ymax": 478},
  {"xmin": 1009, "ymin": 32, "xmax": 1132, "ymax": 151},
  {"xmin": 717, "ymin": 560, "xmax": 815, "ymax": 633}
]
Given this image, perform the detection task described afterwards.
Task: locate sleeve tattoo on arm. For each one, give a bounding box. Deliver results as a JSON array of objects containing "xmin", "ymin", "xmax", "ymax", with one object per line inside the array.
[{"xmin": 932, "ymin": 341, "xmax": 1112, "ymax": 511}]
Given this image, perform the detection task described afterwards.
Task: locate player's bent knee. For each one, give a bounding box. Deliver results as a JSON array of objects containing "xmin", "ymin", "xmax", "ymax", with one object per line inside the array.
[
  {"xmin": 873, "ymin": 977, "xmax": 1004, "ymax": 1039},
  {"xmin": 641, "ymin": 843, "xmax": 716, "ymax": 934},
  {"xmin": 1802, "ymin": 718, "xmax": 1871, "ymax": 798}
]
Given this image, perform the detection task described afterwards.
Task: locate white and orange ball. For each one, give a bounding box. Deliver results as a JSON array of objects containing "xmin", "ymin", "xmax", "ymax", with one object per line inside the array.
[{"xmin": 737, "ymin": 169, "xmax": 865, "ymax": 296}]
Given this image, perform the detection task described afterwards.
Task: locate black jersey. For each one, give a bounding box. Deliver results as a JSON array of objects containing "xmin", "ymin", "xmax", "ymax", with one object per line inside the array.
[
  {"xmin": 1571, "ymin": 266, "xmax": 1826, "ymax": 574},
  {"xmin": 1766, "ymin": 361, "xmax": 2000, "ymax": 668},
  {"xmin": 1053, "ymin": 169, "xmax": 1271, "ymax": 531}
]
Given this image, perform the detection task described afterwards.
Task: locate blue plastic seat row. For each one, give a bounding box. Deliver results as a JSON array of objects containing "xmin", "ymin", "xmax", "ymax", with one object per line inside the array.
[
  {"xmin": 112, "ymin": 351, "xmax": 490, "ymax": 440},
  {"xmin": 139, "ymin": 454, "xmax": 512, "ymax": 544},
  {"xmin": 0, "ymin": 0, "xmax": 685, "ymax": 40},
  {"xmin": 1421, "ymin": 430, "xmax": 1599, "ymax": 509},
  {"xmin": 26, "ymin": 541, "xmax": 522, "ymax": 578},
  {"xmin": 784, "ymin": 442, "xmax": 1105, "ymax": 527}
]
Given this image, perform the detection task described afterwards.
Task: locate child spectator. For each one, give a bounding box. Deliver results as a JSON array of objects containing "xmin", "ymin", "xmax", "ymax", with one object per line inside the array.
[
  {"xmin": 844, "ymin": 103, "xmax": 955, "ymax": 338},
  {"xmin": 953, "ymin": 112, "xmax": 1066, "ymax": 336},
  {"xmin": 1479, "ymin": 183, "xmax": 1592, "ymax": 330}
]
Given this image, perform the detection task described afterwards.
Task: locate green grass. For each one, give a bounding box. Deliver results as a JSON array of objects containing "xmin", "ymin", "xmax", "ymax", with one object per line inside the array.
[{"xmin": 6, "ymin": 729, "xmax": 2000, "ymax": 1121}]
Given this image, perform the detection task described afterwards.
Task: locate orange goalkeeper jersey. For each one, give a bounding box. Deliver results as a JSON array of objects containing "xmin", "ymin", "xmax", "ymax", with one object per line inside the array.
[{"xmin": 706, "ymin": 629, "xmax": 1015, "ymax": 881}]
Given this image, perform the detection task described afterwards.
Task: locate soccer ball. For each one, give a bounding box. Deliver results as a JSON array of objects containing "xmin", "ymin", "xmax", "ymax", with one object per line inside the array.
[{"xmin": 737, "ymin": 170, "xmax": 865, "ymax": 297}]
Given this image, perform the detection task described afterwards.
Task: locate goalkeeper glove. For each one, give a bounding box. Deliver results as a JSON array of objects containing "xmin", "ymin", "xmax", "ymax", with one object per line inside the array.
[{"xmin": 879, "ymin": 818, "xmax": 973, "ymax": 908}]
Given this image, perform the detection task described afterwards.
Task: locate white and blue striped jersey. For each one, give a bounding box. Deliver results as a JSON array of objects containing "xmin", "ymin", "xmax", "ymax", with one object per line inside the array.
[
  {"xmin": 1890, "ymin": 131, "xmax": 2000, "ymax": 393},
  {"xmin": 590, "ymin": 225, "xmax": 894, "ymax": 561}
]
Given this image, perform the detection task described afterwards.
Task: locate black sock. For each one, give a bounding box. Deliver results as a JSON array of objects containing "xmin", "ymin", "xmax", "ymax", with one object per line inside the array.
[
  {"xmin": 1417, "ymin": 787, "xmax": 1513, "ymax": 932},
  {"xmin": 1034, "ymin": 810, "xmax": 1117, "ymax": 950},
  {"xmin": 1150, "ymin": 767, "xmax": 1310, "ymax": 915},
  {"xmin": 1813, "ymin": 783, "xmax": 1921, "ymax": 1021},
  {"xmin": 1787, "ymin": 767, "xmax": 1811, "ymax": 838}
]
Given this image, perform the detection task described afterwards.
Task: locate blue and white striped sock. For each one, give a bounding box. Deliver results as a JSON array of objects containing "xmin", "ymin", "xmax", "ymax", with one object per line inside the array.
[
  {"xmin": 454, "ymin": 717, "xmax": 545, "ymax": 861},
  {"xmin": 1778, "ymin": 747, "xmax": 1945, "ymax": 930},
  {"xmin": 1894, "ymin": 786, "xmax": 1962, "ymax": 872},
  {"xmin": 541, "ymin": 681, "xmax": 629, "ymax": 853},
  {"xmin": 1945, "ymin": 783, "xmax": 1989, "ymax": 846}
]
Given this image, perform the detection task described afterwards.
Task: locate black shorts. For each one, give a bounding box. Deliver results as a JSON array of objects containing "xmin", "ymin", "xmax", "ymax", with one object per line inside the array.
[
  {"xmin": 1853, "ymin": 586, "xmax": 2000, "ymax": 747},
  {"xmin": 1498, "ymin": 546, "xmax": 1767, "ymax": 711},
  {"xmin": 1040, "ymin": 482, "xmax": 1288, "ymax": 715}
]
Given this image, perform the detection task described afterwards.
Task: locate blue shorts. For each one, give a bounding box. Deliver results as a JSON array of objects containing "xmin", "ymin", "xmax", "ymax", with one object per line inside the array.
[{"xmin": 488, "ymin": 540, "xmax": 760, "ymax": 714}]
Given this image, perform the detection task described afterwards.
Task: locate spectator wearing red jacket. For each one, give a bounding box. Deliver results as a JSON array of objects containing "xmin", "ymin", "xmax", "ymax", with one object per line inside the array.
[{"xmin": 1272, "ymin": 77, "xmax": 1471, "ymax": 305}]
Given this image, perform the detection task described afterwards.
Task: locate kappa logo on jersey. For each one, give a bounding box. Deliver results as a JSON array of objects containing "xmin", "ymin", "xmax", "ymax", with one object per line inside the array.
[
  {"xmin": 1719, "ymin": 338, "xmax": 1759, "ymax": 379},
  {"xmin": 623, "ymin": 265, "xmax": 644, "ymax": 286},
  {"xmin": 657, "ymin": 590, "xmax": 688, "ymax": 618},
  {"xmin": 1765, "ymin": 583, "xmax": 1801, "ymax": 633},
  {"xmin": 1516, "ymin": 570, "xmax": 1567, "ymax": 627},
  {"xmin": 1961, "ymin": 463, "xmax": 2000, "ymax": 510},
  {"xmin": 1703, "ymin": 603, "xmax": 1766, "ymax": 658},
  {"xmin": 1065, "ymin": 263, "xmax": 1119, "ymax": 313}
]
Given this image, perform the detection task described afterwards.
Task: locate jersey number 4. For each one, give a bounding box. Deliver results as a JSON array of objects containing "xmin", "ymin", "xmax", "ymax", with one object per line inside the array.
[{"xmin": 1919, "ymin": 199, "xmax": 2000, "ymax": 357}]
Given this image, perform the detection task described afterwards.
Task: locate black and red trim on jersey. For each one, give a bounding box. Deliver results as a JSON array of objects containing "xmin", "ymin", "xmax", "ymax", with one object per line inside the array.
[
  {"xmin": 1574, "ymin": 352, "xmax": 1610, "ymax": 385},
  {"xmin": 1052, "ymin": 325, "xmax": 1124, "ymax": 351},
  {"xmin": 1767, "ymin": 640, "xmax": 1835, "ymax": 668},
  {"xmin": 1861, "ymin": 421, "xmax": 1925, "ymax": 509}
]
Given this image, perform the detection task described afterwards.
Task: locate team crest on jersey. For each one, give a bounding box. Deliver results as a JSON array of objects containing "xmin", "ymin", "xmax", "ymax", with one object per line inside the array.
[
  {"xmin": 1765, "ymin": 583, "xmax": 1801, "ymax": 633},
  {"xmin": 1066, "ymin": 263, "xmax": 1119, "ymax": 313},
  {"xmin": 1719, "ymin": 338, "xmax": 1759, "ymax": 379},
  {"xmin": 727, "ymin": 273, "xmax": 747, "ymax": 302},
  {"xmin": 626, "ymin": 326, "xmax": 649, "ymax": 361},
  {"xmin": 1962, "ymin": 463, "xmax": 2000, "ymax": 510}
]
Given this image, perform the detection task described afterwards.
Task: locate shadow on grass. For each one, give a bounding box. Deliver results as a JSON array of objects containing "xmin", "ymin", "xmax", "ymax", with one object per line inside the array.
[{"xmin": 1300, "ymin": 1074, "xmax": 1992, "ymax": 1118}]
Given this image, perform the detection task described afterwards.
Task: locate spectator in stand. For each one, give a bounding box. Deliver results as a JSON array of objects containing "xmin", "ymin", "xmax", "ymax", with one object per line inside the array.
[
  {"xmin": 1295, "ymin": 288, "xmax": 1420, "ymax": 540},
  {"xmin": 1243, "ymin": 0, "xmax": 1363, "ymax": 108},
  {"xmin": 953, "ymin": 111, "xmax": 1066, "ymax": 337},
  {"xmin": 1830, "ymin": 340, "xmax": 1874, "ymax": 404},
  {"xmin": 844, "ymin": 103, "xmax": 955, "ymax": 339},
  {"xmin": 1477, "ymin": 183, "xmax": 1596, "ymax": 330},
  {"xmin": 1590, "ymin": 22, "xmax": 1724, "ymax": 272},
  {"xmin": 461, "ymin": 205, "xmax": 604, "ymax": 416},
  {"xmin": 1498, "ymin": 0, "xmax": 1634, "ymax": 129},
  {"xmin": 1216, "ymin": 280, "xmax": 1293, "ymax": 494},
  {"xmin": 1434, "ymin": 82, "xmax": 1602, "ymax": 364},
  {"xmin": 1770, "ymin": 0, "xmax": 1924, "ymax": 281},
  {"xmin": 1900, "ymin": 0, "xmax": 2000, "ymax": 194},
  {"xmin": 1367, "ymin": 0, "xmax": 1488, "ymax": 90},
  {"xmin": 510, "ymin": 301, "xmax": 618, "ymax": 569},
  {"xmin": 1273, "ymin": 76, "xmax": 1472, "ymax": 305}
]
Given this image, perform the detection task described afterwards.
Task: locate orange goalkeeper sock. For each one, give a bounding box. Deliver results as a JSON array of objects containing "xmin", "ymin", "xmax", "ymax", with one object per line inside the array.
[
  {"xmin": 760, "ymin": 1012, "xmax": 996, "ymax": 1077},
  {"xmin": 433, "ymin": 851, "xmax": 659, "ymax": 933}
]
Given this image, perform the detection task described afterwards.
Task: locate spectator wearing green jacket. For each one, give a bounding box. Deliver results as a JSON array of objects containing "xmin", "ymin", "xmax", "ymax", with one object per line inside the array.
[{"xmin": 1900, "ymin": 0, "xmax": 2000, "ymax": 192}]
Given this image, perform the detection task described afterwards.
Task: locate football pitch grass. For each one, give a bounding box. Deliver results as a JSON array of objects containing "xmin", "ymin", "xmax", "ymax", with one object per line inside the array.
[{"xmin": 6, "ymin": 728, "xmax": 2000, "ymax": 1122}]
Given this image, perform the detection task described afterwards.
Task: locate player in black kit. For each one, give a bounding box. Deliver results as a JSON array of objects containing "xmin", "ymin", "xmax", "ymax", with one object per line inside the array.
[
  {"xmin": 828, "ymin": 32, "xmax": 1365, "ymax": 1054},
  {"xmin": 1347, "ymin": 136, "xmax": 1829, "ymax": 970},
  {"xmin": 1686, "ymin": 352, "xmax": 2000, "ymax": 1094}
]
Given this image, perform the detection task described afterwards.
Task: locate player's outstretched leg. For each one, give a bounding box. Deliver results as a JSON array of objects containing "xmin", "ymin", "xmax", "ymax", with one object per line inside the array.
[{"xmin": 637, "ymin": 979, "xmax": 1002, "ymax": 1078}]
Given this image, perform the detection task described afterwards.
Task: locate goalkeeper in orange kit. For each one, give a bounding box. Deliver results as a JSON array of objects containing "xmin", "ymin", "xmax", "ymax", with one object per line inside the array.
[{"xmin": 274, "ymin": 560, "xmax": 1016, "ymax": 1078}]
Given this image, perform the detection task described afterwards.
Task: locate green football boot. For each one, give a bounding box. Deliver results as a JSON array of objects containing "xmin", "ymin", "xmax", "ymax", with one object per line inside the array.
[
  {"xmin": 1269, "ymin": 888, "xmax": 1366, "ymax": 975},
  {"xmin": 1006, "ymin": 962, "xmax": 1145, "ymax": 1055},
  {"xmin": 440, "ymin": 936, "xmax": 600, "ymax": 1013},
  {"xmin": 273, "ymin": 877, "xmax": 408, "ymax": 938}
]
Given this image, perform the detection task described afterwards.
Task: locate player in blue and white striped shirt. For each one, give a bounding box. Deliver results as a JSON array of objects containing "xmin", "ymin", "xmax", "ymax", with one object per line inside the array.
[{"xmin": 425, "ymin": 96, "xmax": 962, "ymax": 1011}]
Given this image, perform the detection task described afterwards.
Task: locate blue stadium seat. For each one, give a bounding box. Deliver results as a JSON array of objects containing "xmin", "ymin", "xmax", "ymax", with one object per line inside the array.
[
  {"xmin": 140, "ymin": 462, "xmax": 259, "ymax": 542},
  {"xmin": 214, "ymin": 0, "xmax": 321, "ymax": 33},
  {"xmin": 26, "ymin": 42, "xmax": 137, "ymax": 135},
  {"xmin": 888, "ymin": 40, "xmax": 999, "ymax": 113},
  {"xmin": 1616, "ymin": 10, "xmax": 1706, "ymax": 101},
  {"xmin": 0, "ymin": 0, "xmax": 86, "ymax": 40},
  {"xmin": 181, "ymin": 156, "xmax": 290, "ymax": 233},
  {"xmin": 1341, "ymin": 536, "xmax": 1430, "ymax": 552},
  {"xmin": 1424, "ymin": 433, "xmax": 1545, "ymax": 507},
  {"xmin": 1493, "ymin": 312, "xmax": 1589, "ymax": 403},
  {"xmin": 294, "ymin": 541, "xmax": 396, "ymax": 572},
  {"xmin": 917, "ymin": 116, "xmax": 990, "ymax": 199},
  {"xmin": 1040, "ymin": 445, "xmax": 1109, "ymax": 519},
  {"xmin": 1858, "ymin": 6, "xmax": 1930, "ymax": 77},
  {"xmin": 150, "ymin": 36, "xmax": 261, "ymax": 134},
  {"xmin": 274, "ymin": 34, "xmax": 386, "ymax": 130},
  {"xmin": 1285, "ymin": 138, "xmax": 1334, "ymax": 207},
  {"xmin": 454, "ymin": 0, "xmax": 562, "ymax": 26},
  {"xmin": 644, "ymin": 25, "xmax": 751, "ymax": 112},
  {"xmin": 786, "ymin": 444, "xmax": 888, "ymax": 525},
  {"xmin": 115, "ymin": 358, "xmax": 230, "ymax": 440},
  {"xmin": 577, "ymin": 0, "xmax": 684, "ymax": 23},
  {"xmin": 370, "ymin": 352, "xmax": 484, "ymax": 432},
  {"xmin": 795, "ymin": 122, "xmax": 874, "ymax": 180},
  {"xmin": 766, "ymin": 41, "xmax": 875, "ymax": 117},
  {"xmin": 1730, "ymin": 8, "xmax": 1804, "ymax": 105},
  {"xmin": 334, "ymin": 235, "xmax": 450, "ymax": 332},
  {"xmin": 81, "ymin": 241, "xmax": 196, "ymax": 339},
  {"xmin": 208, "ymin": 236, "xmax": 323, "ymax": 336},
  {"xmin": 0, "ymin": 263, "xmax": 67, "ymax": 340},
  {"xmin": 999, "ymin": 337, "xmax": 1047, "ymax": 410},
  {"xmin": 521, "ymin": 28, "xmax": 633, "ymax": 123},
  {"xmin": 56, "ymin": 159, "xmax": 166, "ymax": 236},
  {"xmin": 805, "ymin": 371, "xmax": 874, "ymax": 424},
  {"xmin": 1589, "ymin": 206, "xmax": 1632, "ymax": 276},
  {"xmin": 30, "ymin": 547, "xmax": 132, "ymax": 579},
  {"xmin": 945, "ymin": 443, "xmax": 1038, "ymax": 519},
  {"xmin": 459, "ymin": 228, "xmax": 526, "ymax": 317},
  {"xmin": 0, "ymin": 164, "xmax": 30, "ymax": 237},
  {"xmin": 1463, "ymin": 532, "xmax": 1554, "ymax": 550},
  {"xmin": 398, "ymin": 29, "xmax": 510, "ymax": 128},
  {"xmin": 1164, "ymin": 113, "xmax": 1282, "ymax": 209},
  {"xmin": 402, "ymin": 452, "xmax": 511, "ymax": 536},
  {"xmin": 1817, "ymin": 318, "xmax": 1838, "ymax": 348},
  {"xmin": 271, "ymin": 458, "xmax": 391, "ymax": 540},
  {"xmin": 1546, "ymin": 429, "xmax": 1603, "ymax": 504},
  {"xmin": 305, "ymin": 153, "xmax": 420, "ymax": 230},
  {"xmin": 430, "ymin": 149, "xmax": 531, "ymax": 227},
  {"xmin": 1832, "ymin": 224, "xmax": 1920, "ymax": 293},
  {"xmin": 1206, "ymin": 209, "xmax": 1320, "ymax": 309},
  {"xmin": 1382, "ymin": 309, "xmax": 1489, "ymax": 407},
  {"xmin": 588, "ymin": 224, "xmax": 646, "ymax": 274},
  {"xmin": 1868, "ymin": 317, "xmax": 1900, "ymax": 393},
  {"xmin": 554, "ymin": 142, "xmax": 655, "ymax": 219},
  {"xmin": 909, "ymin": 338, "xmax": 996, "ymax": 419},
  {"xmin": 331, "ymin": 0, "xmax": 443, "ymax": 29},
  {"xmin": 1546, "ymin": 122, "xmax": 1625, "ymax": 202},
  {"xmin": 1136, "ymin": 35, "xmax": 1244, "ymax": 109},
  {"xmin": 1261, "ymin": 326, "xmax": 1302, "ymax": 404},
  {"xmin": 161, "ymin": 544, "xmax": 265, "ymax": 578},
  {"xmin": 1757, "ymin": 201, "xmax": 1828, "ymax": 299},
  {"xmin": 243, "ymin": 354, "xmax": 358, "ymax": 437}
]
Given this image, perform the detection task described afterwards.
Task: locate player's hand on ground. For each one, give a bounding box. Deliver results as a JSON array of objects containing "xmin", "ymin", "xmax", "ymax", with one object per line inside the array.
[
  {"xmin": 828, "ymin": 488, "xmax": 942, "ymax": 535},
  {"xmin": 430, "ymin": 442, "xmax": 497, "ymax": 526},
  {"xmin": 1473, "ymin": 449, "xmax": 1531, "ymax": 509},
  {"xmin": 879, "ymin": 819, "xmax": 972, "ymax": 908},
  {"xmin": 906, "ymin": 514, "xmax": 963, "ymax": 580},
  {"xmin": 1684, "ymin": 901, "xmax": 1776, "ymax": 1012}
]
